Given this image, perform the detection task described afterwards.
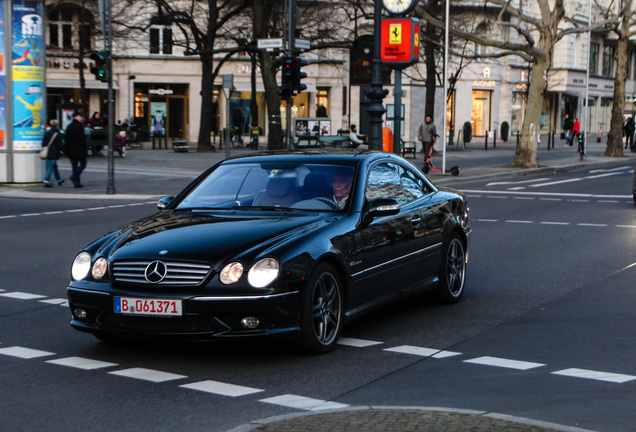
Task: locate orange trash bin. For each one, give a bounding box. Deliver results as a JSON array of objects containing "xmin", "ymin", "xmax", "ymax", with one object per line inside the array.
[{"xmin": 383, "ymin": 127, "xmax": 393, "ymax": 152}]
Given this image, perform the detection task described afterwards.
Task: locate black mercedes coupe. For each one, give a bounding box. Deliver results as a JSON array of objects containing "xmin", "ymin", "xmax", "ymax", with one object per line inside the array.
[{"xmin": 68, "ymin": 151, "xmax": 471, "ymax": 353}]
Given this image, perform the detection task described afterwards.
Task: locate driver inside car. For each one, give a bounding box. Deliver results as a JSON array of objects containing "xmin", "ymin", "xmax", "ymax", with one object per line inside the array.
[{"xmin": 332, "ymin": 168, "xmax": 354, "ymax": 208}]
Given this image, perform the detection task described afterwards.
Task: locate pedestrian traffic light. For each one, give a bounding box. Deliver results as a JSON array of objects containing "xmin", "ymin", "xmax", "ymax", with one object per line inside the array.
[
  {"xmin": 90, "ymin": 51, "xmax": 109, "ymax": 82},
  {"xmin": 291, "ymin": 56, "xmax": 308, "ymax": 94}
]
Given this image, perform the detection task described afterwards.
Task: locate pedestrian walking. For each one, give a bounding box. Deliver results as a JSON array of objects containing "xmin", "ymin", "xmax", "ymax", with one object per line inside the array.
[
  {"xmin": 571, "ymin": 117, "xmax": 580, "ymax": 146},
  {"xmin": 624, "ymin": 116, "xmax": 635, "ymax": 151},
  {"xmin": 417, "ymin": 114, "xmax": 437, "ymax": 160},
  {"xmin": 562, "ymin": 113, "xmax": 573, "ymax": 145},
  {"xmin": 65, "ymin": 111, "xmax": 88, "ymax": 188},
  {"xmin": 42, "ymin": 119, "xmax": 65, "ymax": 188}
]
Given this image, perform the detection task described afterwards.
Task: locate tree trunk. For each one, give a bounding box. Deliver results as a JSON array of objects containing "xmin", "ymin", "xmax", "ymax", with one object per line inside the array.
[
  {"xmin": 424, "ymin": 0, "xmax": 439, "ymax": 119},
  {"xmin": 253, "ymin": 0, "xmax": 283, "ymax": 149},
  {"xmin": 197, "ymin": 53, "xmax": 216, "ymax": 152},
  {"xmin": 606, "ymin": 23, "xmax": 629, "ymax": 157},
  {"xmin": 513, "ymin": 55, "xmax": 548, "ymax": 167}
]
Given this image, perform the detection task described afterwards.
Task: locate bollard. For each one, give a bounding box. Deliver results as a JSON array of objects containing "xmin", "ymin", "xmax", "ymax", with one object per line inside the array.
[
  {"xmin": 485, "ymin": 131, "xmax": 488, "ymax": 151},
  {"xmin": 493, "ymin": 130, "xmax": 497, "ymax": 148},
  {"xmin": 516, "ymin": 131, "xmax": 520, "ymax": 148},
  {"xmin": 547, "ymin": 130, "xmax": 551, "ymax": 151},
  {"xmin": 552, "ymin": 130, "xmax": 556, "ymax": 149}
]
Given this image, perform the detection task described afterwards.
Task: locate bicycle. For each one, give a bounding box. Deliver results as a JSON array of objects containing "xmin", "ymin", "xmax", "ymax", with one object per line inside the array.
[{"xmin": 576, "ymin": 133, "xmax": 585, "ymax": 161}]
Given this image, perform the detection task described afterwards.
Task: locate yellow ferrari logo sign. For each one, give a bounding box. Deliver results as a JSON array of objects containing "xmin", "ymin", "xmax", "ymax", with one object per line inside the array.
[{"xmin": 389, "ymin": 24, "xmax": 402, "ymax": 44}]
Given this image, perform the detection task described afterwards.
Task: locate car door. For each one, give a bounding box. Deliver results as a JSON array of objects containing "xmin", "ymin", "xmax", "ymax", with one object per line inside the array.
[{"xmin": 358, "ymin": 161, "xmax": 428, "ymax": 303}]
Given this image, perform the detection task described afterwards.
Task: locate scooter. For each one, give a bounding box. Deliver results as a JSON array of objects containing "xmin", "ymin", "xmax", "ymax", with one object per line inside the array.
[{"xmin": 421, "ymin": 135, "xmax": 460, "ymax": 176}]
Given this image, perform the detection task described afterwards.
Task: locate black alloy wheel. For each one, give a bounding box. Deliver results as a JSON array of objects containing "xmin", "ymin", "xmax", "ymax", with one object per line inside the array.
[
  {"xmin": 299, "ymin": 263, "xmax": 343, "ymax": 354},
  {"xmin": 436, "ymin": 232, "xmax": 466, "ymax": 304}
]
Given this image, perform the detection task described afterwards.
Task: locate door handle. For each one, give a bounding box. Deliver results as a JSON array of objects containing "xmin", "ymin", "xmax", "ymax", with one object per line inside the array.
[{"xmin": 411, "ymin": 215, "xmax": 422, "ymax": 227}]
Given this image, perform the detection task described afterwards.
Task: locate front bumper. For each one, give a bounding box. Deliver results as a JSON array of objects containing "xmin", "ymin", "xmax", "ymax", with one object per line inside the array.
[{"xmin": 67, "ymin": 286, "xmax": 302, "ymax": 342}]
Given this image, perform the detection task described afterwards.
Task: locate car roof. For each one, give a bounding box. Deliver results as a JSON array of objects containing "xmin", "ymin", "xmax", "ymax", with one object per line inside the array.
[{"xmin": 221, "ymin": 150, "xmax": 401, "ymax": 166}]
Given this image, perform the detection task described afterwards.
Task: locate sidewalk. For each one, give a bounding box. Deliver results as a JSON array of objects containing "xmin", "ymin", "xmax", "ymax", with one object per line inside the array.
[{"xmin": 1, "ymin": 138, "xmax": 633, "ymax": 201}]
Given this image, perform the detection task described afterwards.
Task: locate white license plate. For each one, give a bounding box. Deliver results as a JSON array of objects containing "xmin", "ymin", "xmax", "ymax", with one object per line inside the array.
[{"xmin": 114, "ymin": 297, "xmax": 182, "ymax": 317}]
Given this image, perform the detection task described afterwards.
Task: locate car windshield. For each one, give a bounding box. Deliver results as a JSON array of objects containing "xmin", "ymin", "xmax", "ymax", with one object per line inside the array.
[{"xmin": 175, "ymin": 162, "xmax": 356, "ymax": 212}]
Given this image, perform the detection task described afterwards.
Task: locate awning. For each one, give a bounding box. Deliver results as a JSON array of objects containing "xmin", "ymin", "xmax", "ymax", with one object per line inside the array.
[{"xmin": 46, "ymin": 78, "xmax": 119, "ymax": 90}]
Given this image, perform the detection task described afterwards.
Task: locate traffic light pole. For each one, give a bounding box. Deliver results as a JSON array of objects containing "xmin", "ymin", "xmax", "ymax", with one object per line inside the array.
[
  {"xmin": 366, "ymin": 0, "xmax": 388, "ymax": 151},
  {"xmin": 105, "ymin": 0, "xmax": 115, "ymax": 194},
  {"xmin": 284, "ymin": 0, "xmax": 294, "ymax": 149}
]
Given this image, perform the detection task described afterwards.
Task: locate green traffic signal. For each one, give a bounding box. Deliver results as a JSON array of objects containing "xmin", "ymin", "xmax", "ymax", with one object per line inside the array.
[{"xmin": 89, "ymin": 51, "xmax": 109, "ymax": 82}]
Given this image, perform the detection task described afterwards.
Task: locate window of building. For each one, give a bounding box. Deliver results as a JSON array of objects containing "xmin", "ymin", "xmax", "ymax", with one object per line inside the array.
[
  {"xmin": 47, "ymin": 4, "xmax": 93, "ymax": 52},
  {"xmin": 316, "ymin": 88, "xmax": 329, "ymax": 117},
  {"xmin": 150, "ymin": 26, "xmax": 173, "ymax": 55},
  {"xmin": 589, "ymin": 42, "xmax": 599, "ymax": 75},
  {"xmin": 474, "ymin": 22, "xmax": 489, "ymax": 57},
  {"xmin": 601, "ymin": 45, "xmax": 615, "ymax": 76}
]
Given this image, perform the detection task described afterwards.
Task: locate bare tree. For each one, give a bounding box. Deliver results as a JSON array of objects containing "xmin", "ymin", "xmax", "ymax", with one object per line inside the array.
[{"xmin": 419, "ymin": 0, "xmax": 614, "ymax": 167}]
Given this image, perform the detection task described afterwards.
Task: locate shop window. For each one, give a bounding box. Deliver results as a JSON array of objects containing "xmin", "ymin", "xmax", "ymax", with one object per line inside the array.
[
  {"xmin": 47, "ymin": 5, "xmax": 93, "ymax": 52},
  {"xmin": 316, "ymin": 88, "xmax": 329, "ymax": 117},
  {"xmin": 150, "ymin": 26, "xmax": 173, "ymax": 55}
]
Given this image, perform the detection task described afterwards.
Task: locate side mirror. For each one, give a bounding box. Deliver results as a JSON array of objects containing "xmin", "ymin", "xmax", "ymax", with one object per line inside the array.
[
  {"xmin": 364, "ymin": 198, "xmax": 400, "ymax": 224},
  {"xmin": 157, "ymin": 196, "xmax": 174, "ymax": 211}
]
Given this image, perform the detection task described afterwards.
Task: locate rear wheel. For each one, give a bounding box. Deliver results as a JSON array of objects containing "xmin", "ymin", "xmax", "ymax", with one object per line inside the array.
[
  {"xmin": 435, "ymin": 232, "xmax": 466, "ymax": 304},
  {"xmin": 299, "ymin": 263, "xmax": 343, "ymax": 354}
]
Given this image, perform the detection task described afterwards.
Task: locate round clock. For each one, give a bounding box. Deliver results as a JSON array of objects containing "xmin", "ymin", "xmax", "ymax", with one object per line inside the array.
[{"xmin": 382, "ymin": 0, "xmax": 418, "ymax": 15}]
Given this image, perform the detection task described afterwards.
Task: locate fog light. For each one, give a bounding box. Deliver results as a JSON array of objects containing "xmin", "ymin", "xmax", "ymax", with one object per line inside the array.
[
  {"xmin": 240, "ymin": 317, "xmax": 260, "ymax": 329},
  {"xmin": 73, "ymin": 308, "xmax": 87, "ymax": 320}
]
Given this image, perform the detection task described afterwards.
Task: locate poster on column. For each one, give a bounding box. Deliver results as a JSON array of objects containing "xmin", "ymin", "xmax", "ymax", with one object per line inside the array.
[
  {"xmin": 11, "ymin": 1, "xmax": 45, "ymax": 151},
  {"xmin": 0, "ymin": 1, "xmax": 6, "ymax": 150}
]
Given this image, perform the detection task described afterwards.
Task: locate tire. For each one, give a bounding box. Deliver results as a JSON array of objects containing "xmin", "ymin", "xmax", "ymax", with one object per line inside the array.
[
  {"xmin": 435, "ymin": 232, "xmax": 467, "ymax": 304},
  {"xmin": 299, "ymin": 263, "xmax": 343, "ymax": 354}
]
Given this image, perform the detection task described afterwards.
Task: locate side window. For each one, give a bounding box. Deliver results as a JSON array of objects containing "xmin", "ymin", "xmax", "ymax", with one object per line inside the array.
[
  {"xmin": 365, "ymin": 163, "xmax": 407, "ymax": 204},
  {"xmin": 400, "ymin": 166, "xmax": 427, "ymax": 202}
]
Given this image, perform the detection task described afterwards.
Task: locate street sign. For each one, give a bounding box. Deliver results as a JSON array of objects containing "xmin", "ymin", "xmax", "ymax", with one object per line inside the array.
[
  {"xmin": 257, "ymin": 38, "xmax": 283, "ymax": 50},
  {"xmin": 295, "ymin": 39, "xmax": 311, "ymax": 50}
]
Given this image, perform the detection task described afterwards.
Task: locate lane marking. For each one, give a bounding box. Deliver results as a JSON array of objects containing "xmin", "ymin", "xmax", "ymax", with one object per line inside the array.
[
  {"xmin": 529, "ymin": 178, "xmax": 583, "ymax": 187},
  {"xmin": 260, "ymin": 394, "xmax": 349, "ymax": 411},
  {"xmin": 39, "ymin": 298, "xmax": 69, "ymax": 306},
  {"xmin": 577, "ymin": 223, "xmax": 607, "ymax": 227},
  {"xmin": 487, "ymin": 178, "xmax": 551, "ymax": 186},
  {"xmin": 462, "ymin": 189, "xmax": 630, "ymax": 199},
  {"xmin": 0, "ymin": 346, "xmax": 55, "ymax": 359},
  {"xmin": 384, "ymin": 345, "xmax": 461, "ymax": 359},
  {"xmin": 552, "ymin": 368, "xmax": 636, "ymax": 383},
  {"xmin": 338, "ymin": 337, "xmax": 384, "ymax": 348},
  {"xmin": 109, "ymin": 367, "xmax": 187, "ymax": 383},
  {"xmin": 180, "ymin": 380, "xmax": 263, "ymax": 397},
  {"xmin": 540, "ymin": 221, "xmax": 570, "ymax": 226},
  {"xmin": 47, "ymin": 356, "xmax": 118, "ymax": 370},
  {"xmin": 505, "ymin": 220, "xmax": 533, "ymax": 224},
  {"xmin": 0, "ymin": 202, "xmax": 154, "ymax": 220},
  {"xmin": 0, "ymin": 292, "xmax": 46, "ymax": 300},
  {"xmin": 464, "ymin": 356, "xmax": 545, "ymax": 370}
]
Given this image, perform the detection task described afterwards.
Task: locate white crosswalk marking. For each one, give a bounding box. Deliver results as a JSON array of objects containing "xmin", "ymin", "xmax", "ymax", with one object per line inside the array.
[
  {"xmin": 384, "ymin": 345, "xmax": 461, "ymax": 359},
  {"xmin": 0, "ymin": 292, "xmax": 46, "ymax": 300},
  {"xmin": 338, "ymin": 337, "xmax": 383, "ymax": 347},
  {"xmin": 180, "ymin": 380, "xmax": 263, "ymax": 397},
  {"xmin": 464, "ymin": 356, "xmax": 545, "ymax": 370},
  {"xmin": 109, "ymin": 367, "xmax": 186, "ymax": 382},
  {"xmin": 260, "ymin": 394, "xmax": 349, "ymax": 411},
  {"xmin": 0, "ymin": 346, "xmax": 55, "ymax": 359},
  {"xmin": 552, "ymin": 368, "xmax": 636, "ymax": 383},
  {"xmin": 47, "ymin": 356, "xmax": 118, "ymax": 370}
]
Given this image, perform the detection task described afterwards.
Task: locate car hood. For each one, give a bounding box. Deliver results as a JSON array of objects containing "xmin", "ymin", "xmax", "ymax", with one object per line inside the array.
[{"xmin": 101, "ymin": 210, "xmax": 333, "ymax": 266}]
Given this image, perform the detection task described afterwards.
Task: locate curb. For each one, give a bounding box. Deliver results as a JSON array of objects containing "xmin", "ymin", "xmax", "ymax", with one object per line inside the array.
[{"xmin": 226, "ymin": 406, "xmax": 598, "ymax": 432}]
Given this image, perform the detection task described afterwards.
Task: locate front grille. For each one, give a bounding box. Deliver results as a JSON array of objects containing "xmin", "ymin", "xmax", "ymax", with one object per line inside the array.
[{"xmin": 112, "ymin": 260, "xmax": 211, "ymax": 286}]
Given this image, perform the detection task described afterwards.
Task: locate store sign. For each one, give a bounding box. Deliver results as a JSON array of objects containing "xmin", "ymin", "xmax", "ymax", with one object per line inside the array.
[
  {"xmin": 149, "ymin": 89, "xmax": 173, "ymax": 95},
  {"xmin": 473, "ymin": 80, "xmax": 496, "ymax": 88},
  {"xmin": 381, "ymin": 17, "xmax": 420, "ymax": 69}
]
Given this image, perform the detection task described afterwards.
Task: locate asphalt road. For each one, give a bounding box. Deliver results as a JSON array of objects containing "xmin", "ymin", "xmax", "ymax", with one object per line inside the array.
[{"xmin": 0, "ymin": 159, "xmax": 635, "ymax": 432}]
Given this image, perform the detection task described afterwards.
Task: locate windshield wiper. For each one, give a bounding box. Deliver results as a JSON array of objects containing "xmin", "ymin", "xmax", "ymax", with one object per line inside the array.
[{"xmin": 232, "ymin": 205, "xmax": 303, "ymax": 212}]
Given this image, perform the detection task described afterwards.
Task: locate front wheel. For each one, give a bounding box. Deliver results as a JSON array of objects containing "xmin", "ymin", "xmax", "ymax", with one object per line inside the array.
[
  {"xmin": 299, "ymin": 263, "xmax": 343, "ymax": 354},
  {"xmin": 435, "ymin": 232, "xmax": 467, "ymax": 304}
]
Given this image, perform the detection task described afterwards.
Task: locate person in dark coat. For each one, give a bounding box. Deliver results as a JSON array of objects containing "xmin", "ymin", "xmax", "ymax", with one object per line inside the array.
[
  {"xmin": 65, "ymin": 111, "xmax": 88, "ymax": 188},
  {"xmin": 42, "ymin": 119, "xmax": 65, "ymax": 187},
  {"xmin": 562, "ymin": 114, "xmax": 574, "ymax": 146},
  {"xmin": 624, "ymin": 116, "xmax": 635, "ymax": 151}
]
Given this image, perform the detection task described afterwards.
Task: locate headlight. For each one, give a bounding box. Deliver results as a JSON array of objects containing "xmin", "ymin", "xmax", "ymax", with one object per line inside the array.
[
  {"xmin": 220, "ymin": 262, "xmax": 243, "ymax": 284},
  {"xmin": 71, "ymin": 252, "xmax": 92, "ymax": 281},
  {"xmin": 248, "ymin": 258, "xmax": 279, "ymax": 288},
  {"xmin": 92, "ymin": 257, "xmax": 108, "ymax": 280}
]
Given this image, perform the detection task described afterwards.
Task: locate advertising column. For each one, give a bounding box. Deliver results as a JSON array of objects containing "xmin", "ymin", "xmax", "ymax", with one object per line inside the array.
[{"xmin": 0, "ymin": 0, "xmax": 45, "ymax": 183}]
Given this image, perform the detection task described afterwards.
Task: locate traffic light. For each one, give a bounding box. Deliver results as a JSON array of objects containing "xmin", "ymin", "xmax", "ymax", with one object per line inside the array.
[
  {"xmin": 90, "ymin": 51, "xmax": 109, "ymax": 82},
  {"xmin": 291, "ymin": 56, "xmax": 307, "ymax": 94}
]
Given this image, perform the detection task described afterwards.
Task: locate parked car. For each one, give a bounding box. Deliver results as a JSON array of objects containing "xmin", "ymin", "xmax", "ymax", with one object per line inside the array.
[{"xmin": 67, "ymin": 151, "xmax": 471, "ymax": 353}]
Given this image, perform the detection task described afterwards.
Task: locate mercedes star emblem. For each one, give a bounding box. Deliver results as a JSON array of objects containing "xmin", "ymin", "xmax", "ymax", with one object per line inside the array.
[{"xmin": 145, "ymin": 261, "xmax": 167, "ymax": 283}]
